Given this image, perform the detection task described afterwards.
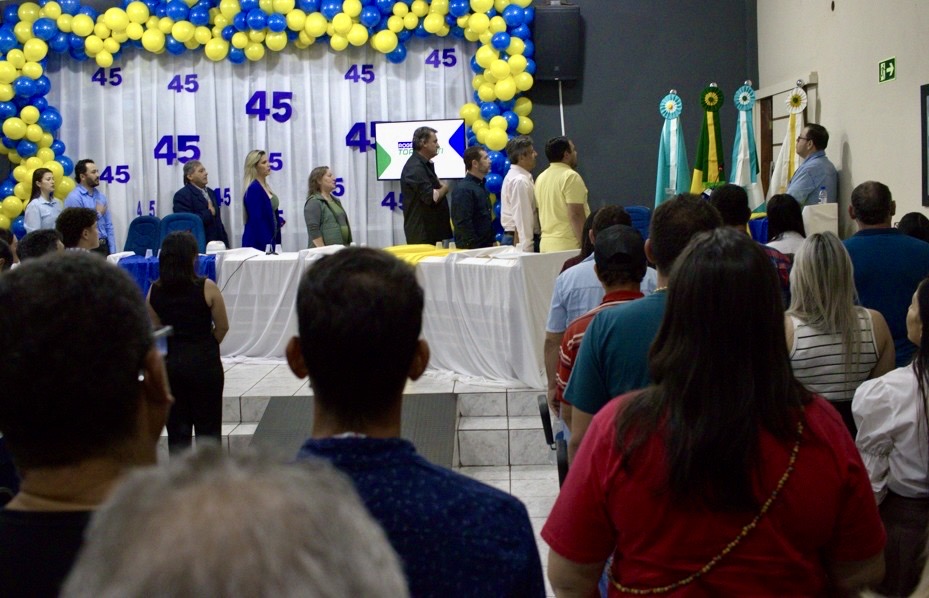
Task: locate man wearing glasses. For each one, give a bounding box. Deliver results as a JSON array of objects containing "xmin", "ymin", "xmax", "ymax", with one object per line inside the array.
[{"xmin": 788, "ymin": 123, "xmax": 838, "ymax": 205}]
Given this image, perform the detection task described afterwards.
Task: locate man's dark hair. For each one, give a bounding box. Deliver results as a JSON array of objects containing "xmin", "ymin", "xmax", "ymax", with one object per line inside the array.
[
  {"xmin": 708, "ymin": 184, "xmax": 751, "ymax": 227},
  {"xmin": 591, "ymin": 205, "xmax": 631, "ymax": 236},
  {"xmin": 649, "ymin": 194, "xmax": 722, "ymax": 272},
  {"xmin": 0, "ymin": 253, "xmax": 153, "ymax": 469},
  {"xmin": 544, "ymin": 136, "xmax": 572, "ymax": 163},
  {"xmin": 851, "ymin": 181, "xmax": 893, "ymax": 225},
  {"xmin": 805, "ymin": 123, "xmax": 829, "ymax": 150},
  {"xmin": 411, "ymin": 126, "xmax": 437, "ymax": 151},
  {"xmin": 73, "ymin": 158, "xmax": 95, "ymax": 184},
  {"xmin": 296, "ymin": 248, "xmax": 424, "ymax": 427},
  {"xmin": 595, "ymin": 225, "xmax": 646, "ymax": 287},
  {"xmin": 56, "ymin": 207, "xmax": 97, "ymax": 248},
  {"xmin": 18, "ymin": 228, "xmax": 61, "ymax": 261},
  {"xmin": 463, "ymin": 146, "xmax": 484, "ymax": 172},
  {"xmin": 898, "ymin": 212, "xmax": 929, "ymax": 244},
  {"xmin": 0, "ymin": 239, "xmax": 12, "ymax": 271},
  {"xmin": 505, "ymin": 135, "xmax": 534, "ymax": 164}
]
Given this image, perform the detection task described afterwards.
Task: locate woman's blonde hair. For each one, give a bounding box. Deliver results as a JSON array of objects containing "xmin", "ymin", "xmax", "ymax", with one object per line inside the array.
[
  {"xmin": 242, "ymin": 150, "xmax": 267, "ymax": 222},
  {"xmin": 307, "ymin": 166, "xmax": 330, "ymax": 198},
  {"xmin": 788, "ymin": 231, "xmax": 865, "ymax": 374}
]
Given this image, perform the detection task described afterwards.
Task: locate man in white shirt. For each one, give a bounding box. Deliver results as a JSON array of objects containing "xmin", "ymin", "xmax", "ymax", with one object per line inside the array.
[{"xmin": 500, "ymin": 136, "xmax": 540, "ymax": 252}]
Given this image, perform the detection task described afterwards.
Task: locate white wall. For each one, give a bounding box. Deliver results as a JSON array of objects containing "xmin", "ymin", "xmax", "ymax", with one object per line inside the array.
[{"xmin": 758, "ymin": 0, "xmax": 929, "ymax": 232}]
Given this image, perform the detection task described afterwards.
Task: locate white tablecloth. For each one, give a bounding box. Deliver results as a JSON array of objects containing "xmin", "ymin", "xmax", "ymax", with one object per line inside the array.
[
  {"xmin": 802, "ymin": 203, "xmax": 838, "ymax": 236},
  {"xmin": 217, "ymin": 245, "xmax": 567, "ymax": 388}
]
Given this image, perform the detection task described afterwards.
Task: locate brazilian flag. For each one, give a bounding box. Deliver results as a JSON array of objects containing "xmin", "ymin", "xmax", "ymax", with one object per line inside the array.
[{"xmin": 690, "ymin": 85, "xmax": 726, "ymax": 193}]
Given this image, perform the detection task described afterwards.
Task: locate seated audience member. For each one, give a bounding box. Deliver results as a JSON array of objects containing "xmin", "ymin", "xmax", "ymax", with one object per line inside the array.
[
  {"xmin": 545, "ymin": 228, "xmax": 886, "ymax": 596},
  {"xmin": 845, "ymin": 181, "xmax": 929, "ymax": 367},
  {"xmin": 766, "ymin": 193, "xmax": 806, "ymax": 256},
  {"xmin": 545, "ymin": 207, "xmax": 657, "ymax": 420},
  {"xmin": 56, "ymin": 207, "xmax": 100, "ymax": 251},
  {"xmin": 0, "ymin": 240, "xmax": 11, "ymax": 272},
  {"xmin": 286, "ymin": 247, "xmax": 544, "ymax": 597},
  {"xmin": 61, "ymin": 448, "xmax": 407, "ymax": 598},
  {"xmin": 0, "ymin": 253, "xmax": 172, "ymax": 597},
  {"xmin": 854, "ymin": 277, "xmax": 929, "ymax": 596},
  {"xmin": 16, "ymin": 229, "xmax": 62, "ymax": 262},
  {"xmin": 0, "ymin": 229, "xmax": 17, "ymax": 265},
  {"xmin": 554, "ymin": 225, "xmax": 646, "ymax": 435},
  {"xmin": 897, "ymin": 211, "xmax": 929, "ymax": 244},
  {"xmin": 710, "ymin": 184, "xmax": 791, "ymax": 303},
  {"xmin": 566, "ymin": 195, "xmax": 720, "ymax": 461},
  {"xmin": 560, "ymin": 210, "xmax": 595, "ymax": 272},
  {"xmin": 787, "ymin": 232, "xmax": 894, "ymax": 435}
]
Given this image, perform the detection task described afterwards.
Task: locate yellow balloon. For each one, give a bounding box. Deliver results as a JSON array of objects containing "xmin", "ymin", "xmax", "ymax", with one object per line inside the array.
[
  {"xmin": 485, "ymin": 127, "xmax": 508, "ymax": 152},
  {"xmin": 373, "ymin": 29, "xmax": 398, "ymax": 53},
  {"xmin": 383, "ymin": 15, "xmax": 401, "ymax": 32},
  {"xmin": 172, "ymin": 21, "xmax": 195, "ymax": 43},
  {"xmin": 248, "ymin": 30, "xmax": 265, "ymax": 42},
  {"xmin": 331, "ymin": 13, "xmax": 352, "ymax": 35},
  {"xmin": 477, "ymin": 83, "xmax": 495, "ymax": 102},
  {"xmin": 41, "ymin": 2, "xmax": 62, "ymax": 20},
  {"xmin": 158, "ymin": 17, "xmax": 174, "ymax": 34},
  {"xmin": 94, "ymin": 22, "xmax": 111, "ymax": 39},
  {"xmin": 18, "ymin": 2, "xmax": 41, "ymax": 23},
  {"xmin": 183, "ymin": 37, "xmax": 200, "ymax": 50},
  {"xmin": 84, "ymin": 35, "xmax": 104, "ymax": 56},
  {"xmin": 103, "ymin": 8, "xmax": 129, "ymax": 32},
  {"xmin": 516, "ymin": 115, "xmax": 533, "ymax": 134},
  {"xmin": 195, "ymin": 26, "xmax": 212, "ymax": 44},
  {"xmin": 126, "ymin": 23, "xmax": 144, "ymax": 40},
  {"xmin": 343, "ymin": 0, "xmax": 362, "ymax": 17},
  {"xmin": 436, "ymin": 25, "xmax": 450, "ymax": 36},
  {"xmin": 471, "ymin": 0, "xmax": 493, "ymax": 12},
  {"xmin": 431, "ymin": 0, "xmax": 449, "ymax": 14},
  {"xmin": 508, "ymin": 54, "xmax": 527, "ymax": 74},
  {"xmin": 232, "ymin": 32, "xmax": 249, "ymax": 48},
  {"xmin": 57, "ymin": 14, "xmax": 73, "ymax": 32},
  {"xmin": 110, "ymin": 32, "xmax": 127, "ymax": 45},
  {"xmin": 13, "ymin": 183, "xmax": 27, "ymax": 201},
  {"xmin": 38, "ymin": 133, "xmax": 53, "ymax": 148},
  {"xmin": 146, "ymin": 16, "xmax": 160, "ymax": 29},
  {"xmin": 258, "ymin": 0, "xmax": 273, "ymax": 12},
  {"xmin": 244, "ymin": 41, "xmax": 265, "ymax": 61},
  {"xmin": 7, "ymin": 152, "xmax": 21, "ymax": 165},
  {"xmin": 20, "ymin": 106, "xmax": 39, "ymax": 125},
  {"xmin": 482, "ymin": 69, "xmax": 496, "ymax": 84},
  {"xmin": 506, "ymin": 37, "xmax": 525, "ymax": 56},
  {"xmin": 392, "ymin": 2, "xmax": 408, "ymax": 16},
  {"xmin": 36, "ymin": 148, "xmax": 54, "ymax": 162},
  {"xmin": 489, "ymin": 115, "xmax": 507, "ymax": 130},
  {"xmin": 304, "ymin": 12, "xmax": 328, "ymax": 37},
  {"xmin": 12, "ymin": 166, "xmax": 28, "ymax": 182},
  {"xmin": 471, "ymin": 118, "xmax": 488, "ymax": 132},
  {"xmin": 95, "ymin": 51, "xmax": 113, "ymax": 68},
  {"xmin": 495, "ymin": 77, "xmax": 517, "ymax": 101},
  {"xmin": 468, "ymin": 13, "xmax": 489, "ymax": 33},
  {"xmin": 141, "ymin": 29, "xmax": 166, "ymax": 53},
  {"xmin": 459, "ymin": 102, "xmax": 480, "ymax": 126},
  {"xmin": 286, "ymin": 9, "xmax": 306, "ymax": 31},
  {"xmin": 410, "ymin": 0, "xmax": 428, "ymax": 17},
  {"xmin": 24, "ymin": 157, "xmax": 42, "ymax": 170},
  {"xmin": 457, "ymin": 15, "xmax": 469, "ymax": 27},
  {"xmin": 14, "ymin": 22, "xmax": 34, "ymax": 45},
  {"xmin": 298, "ymin": 30, "xmax": 312, "ymax": 44},
  {"xmin": 1, "ymin": 196, "xmax": 23, "ymax": 219},
  {"xmin": 475, "ymin": 45, "xmax": 497, "ymax": 68},
  {"xmin": 21, "ymin": 62, "xmax": 43, "ymax": 79},
  {"xmin": 0, "ymin": 84, "xmax": 12, "ymax": 102},
  {"xmin": 6, "ymin": 50, "xmax": 26, "ymax": 69},
  {"xmin": 346, "ymin": 24, "xmax": 368, "ymax": 46},
  {"xmin": 25, "ymin": 125, "xmax": 43, "ymax": 143},
  {"xmin": 272, "ymin": 0, "xmax": 295, "ymax": 12},
  {"xmin": 126, "ymin": 1, "xmax": 151, "ymax": 24},
  {"xmin": 490, "ymin": 58, "xmax": 509, "ymax": 80},
  {"xmin": 329, "ymin": 34, "xmax": 348, "ymax": 51},
  {"xmin": 219, "ymin": 0, "xmax": 240, "ymax": 20},
  {"xmin": 2, "ymin": 118, "xmax": 26, "ymax": 140},
  {"xmin": 71, "ymin": 14, "xmax": 95, "ymax": 37},
  {"xmin": 471, "ymin": 74, "xmax": 485, "ymax": 89},
  {"xmin": 423, "ymin": 13, "xmax": 444, "ymax": 33},
  {"xmin": 0, "ymin": 215, "xmax": 10, "ymax": 230},
  {"xmin": 494, "ymin": 0, "xmax": 509, "ymax": 10},
  {"xmin": 55, "ymin": 176, "xmax": 75, "ymax": 199},
  {"xmin": 44, "ymin": 160, "xmax": 63, "ymax": 179},
  {"xmin": 23, "ymin": 39, "xmax": 48, "ymax": 62},
  {"xmin": 213, "ymin": 14, "xmax": 229, "ymax": 29},
  {"xmin": 205, "ymin": 37, "xmax": 229, "ymax": 60},
  {"xmin": 478, "ymin": 30, "xmax": 492, "ymax": 45},
  {"xmin": 511, "ymin": 0, "xmax": 531, "ymax": 6},
  {"xmin": 0, "ymin": 62, "xmax": 17, "ymax": 84},
  {"xmin": 489, "ymin": 15, "xmax": 507, "ymax": 33},
  {"xmin": 514, "ymin": 96, "xmax": 532, "ymax": 116},
  {"xmin": 514, "ymin": 71, "xmax": 533, "ymax": 92},
  {"xmin": 463, "ymin": 27, "xmax": 479, "ymax": 42},
  {"xmin": 402, "ymin": 13, "xmax": 418, "ymax": 30},
  {"xmin": 265, "ymin": 31, "xmax": 287, "ymax": 51}
]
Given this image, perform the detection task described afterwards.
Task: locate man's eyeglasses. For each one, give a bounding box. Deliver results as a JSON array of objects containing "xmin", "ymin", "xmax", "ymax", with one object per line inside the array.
[{"xmin": 796, "ymin": 136, "xmax": 810, "ymax": 142}]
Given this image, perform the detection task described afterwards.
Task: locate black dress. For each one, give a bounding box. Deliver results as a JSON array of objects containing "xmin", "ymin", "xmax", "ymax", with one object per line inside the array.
[{"xmin": 149, "ymin": 277, "xmax": 224, "ymax": 454}]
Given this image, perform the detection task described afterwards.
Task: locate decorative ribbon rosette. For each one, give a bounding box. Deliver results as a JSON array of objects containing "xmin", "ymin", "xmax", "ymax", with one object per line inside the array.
[
  {"xmin": 734, "ymin": 85, "xmax": 755, "ymax": 111},
  {"xmin": 786, "ymin": 87, "xmax": 808, "ymax": 114},
  {"xmin": 700, "ymin": 85, "xmax": 724, "ymax": 112},
  {"xmin": 659, "ymin": 92, "xmax": 683, "ymax": 120}
]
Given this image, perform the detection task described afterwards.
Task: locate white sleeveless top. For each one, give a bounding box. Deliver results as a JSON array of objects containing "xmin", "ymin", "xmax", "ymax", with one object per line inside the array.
[{"xmin": 788, "ymin": 310, "xmax": 879, "ymax": 402}]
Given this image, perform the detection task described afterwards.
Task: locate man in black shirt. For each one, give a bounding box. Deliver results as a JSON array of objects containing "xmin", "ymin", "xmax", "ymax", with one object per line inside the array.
[
  {"xmin": 450, "ymin": 146, "xmax": 495, "ymax": 249},
  {"xmin": 400, "ymin": 126, "xmax": 451, "ymax": 245},
  {"xmin": 0, "ymin": 253, "xmax": 172, "ymax": 597}
]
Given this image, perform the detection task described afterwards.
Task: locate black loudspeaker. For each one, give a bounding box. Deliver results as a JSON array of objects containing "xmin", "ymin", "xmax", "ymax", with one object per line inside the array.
[{"xmin": 533, "ymin": 3, "xmax": 582, "ymax": 81}]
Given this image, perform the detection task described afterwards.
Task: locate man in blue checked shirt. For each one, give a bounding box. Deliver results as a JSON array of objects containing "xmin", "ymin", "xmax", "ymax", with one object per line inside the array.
[{"xmin": 64, "ymin": 159, "xmax": 116, "ymax": 256}]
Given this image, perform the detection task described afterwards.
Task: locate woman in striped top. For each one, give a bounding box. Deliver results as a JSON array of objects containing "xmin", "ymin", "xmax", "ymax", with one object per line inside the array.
[{"xmin": 785, "ymin": 232, "xmax": 894, "ymax": 435}]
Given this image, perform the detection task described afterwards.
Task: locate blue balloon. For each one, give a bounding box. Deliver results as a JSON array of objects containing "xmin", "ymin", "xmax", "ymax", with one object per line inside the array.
[
  {"xmin": 12, "ymin": 77, "xmax": 37, "ymax": 99},
  {"xmin": 233, "ymin": 12, "xmax": 248, "ymax": 31},
  {"xmin": 298, "ymin": 0, "xmax": 321, "ymax": 11},
  {"xmin": 321, "ymin": 1, "xmax": 341, "ymax": 19},
  {"xmin": 32, "ymin": 97, "xmax": 48, "ymax": 111},
  {"xmin": 78, "ymin": 6, "xmax": 99, "ymax": 19},
  {"xmin": 510, "ymin": 24, "xmax": 530, "ymax": 39},
  {"xmin": 69, "ymin": 33, "xmax": 85, "ymax": 50},
  {"xmin": 38, "ymin": 108, "xmax": 62, "ymax": 131},
  {"xmin": 397, "ymin": 29, "xmax": 412, "ymax": 43},
  {"xmin": 490, "ymin": 31, "xmax": 510, "ymax": 50},
  {"xmin": 0, "ymin": 30, "xmax": 17, "ymax": 53},
  {"xmin": 49, "ymin": 32, "xmax": 70, "ymax": 53},
  {"xmin": 413, "ymin": 22, "xmax": 429, "ymax": 38},
  {"xmin": 143, "ymin": 0, "xmax": 159, "ymax": 10},
  {"xmin": 57, "ymin": 155, "xmax": 74, "ymax": 176},
  {"xmin": 221, "ymin": 25, "xmax": 236, "ymax": 40},
  {"xmin": 189, "ymin": 7, "xmax": 211, "ymax": 26},
  {"xmin": 32, "ymin": 18, "xmax": 58, "ymax": 41},
  {"xmin": 0, "ymin": 137, "xmax": 16, "ymax": 150},
  {"xmin": 502, "ymin": 110, "xmax": 519, "ymax": 132},
  {"xmin": 385, "ymin": 43, "xmax": 407, "ymax": 64},
  {"xmin": 33, "ymin": 76, "xmax": 51, "ymax": 97},
  {"xmin": 493, "ymin": 199, "xmax": 501, "ymax": 219},
  {"xmin": 485, "ymin": 173, "xmax": 503, "ymax": 195},
  {"xmin": 166, "ymin": 0, "xmax": 189, "ymax": 18},
  {"xmin": 0, "ymin": 102, "xmax": 14, "ymax": 119},
  {"xmin": 360, "ymin": 6, "xmax": 380, "ymax": 27},
  {"xmin": 165, "ymin": 35, "xmax": 186, "ymax": 55},
  {"xmin": 523, "ymin": 7, "xmax": 534, "ymax": 23},
  {"xmin": 502, "ymin": 5, "xmax": 524, "ymax": 27},
  {"xmin": 12, "ymin": 95, "xmax": 29, "ymax": 109},
  {"xmin": 59, "ymin": 0, "xmax": 79, "ymax": 14},
  {"xmin": 240, "ymin": 0, "xmax": 258, "ymax": 11},
  {"xmin": 449, "ymin": 0, "xmax": 469, "ymax": 18},
  {"xmin": 11, "ymin": 215, "xmax": 26, "ymax": 240},
  {"xmin": 228, "ymin": 47, "xmax": 246, "ymax": 63},
  {"xmin": 3, "ymin": 5, "xmax": 20, "ymax": 22},
  {"xmin": 286, "ymin": 28, "xmax": 299, "ymax": 40},
  {"xmin": 0, "ymin": 179, "xmax": 14, "ymax": 196},
  {"xmin": 522, "ymin": 39, "xmax": 534, "ymax": 58},
  {"xmin": 246, "ymin": 8, "xmax": 267, "ymax": 30},
  {"xmin": 487, "ymin": 150, "xmax": 504, "ymax": 173},
  {"xmin": 267, "ymin": 13, "xmax": 287, "ymax": 32},
  {"xmin": 375, "ymin": 0, "xmax": 394, "ymax": 14},
  {"xmin": 50, "ymin": 139, "xmax": 65, "ymax": 156},
  {"xmin": 480, "ymin": 102, "xmax": 500, "ymax": 120},
  {"xmin": 525, "ymin": 58, "xmax": 535, "ymax": 75},
  {"xmin": 470, "ymin": 54, "xmax": 482, "ymax": 75},
  {"xmin": 16, "ymin": 139, "xmax": 37, "ymax": 158},
  {"xmin": 155, "ymin": 4, "xmax": 167, "ymax": 17},
  {"xmin": 502, "ymin": 158, "xmax": 511, "ymax": 174},
  {"xmin": 68, "ymin": 46, "xmax": 88, "ymax": 61},
  {"xmin": 450, "ymin": 25, "xmax": 464, "ymax": 39}
]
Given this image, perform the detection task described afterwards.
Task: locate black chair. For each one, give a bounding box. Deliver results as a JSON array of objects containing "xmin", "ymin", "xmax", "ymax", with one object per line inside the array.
[{"xmin": 537, "ymin": 395, "xmax": 569, "ymax": 487}]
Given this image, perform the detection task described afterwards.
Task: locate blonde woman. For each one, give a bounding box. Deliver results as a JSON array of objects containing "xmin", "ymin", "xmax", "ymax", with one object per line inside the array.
[
  {"xmin": 304, "ymin": 166, "xmax": 352, "ymax": 247},
  {"xmin": 241, "ymin": 150, "xmax": 283, "ymax": 250},
  {"xmin": 785, "ymin": 232, "xmax": 894, "ymax": 434}
]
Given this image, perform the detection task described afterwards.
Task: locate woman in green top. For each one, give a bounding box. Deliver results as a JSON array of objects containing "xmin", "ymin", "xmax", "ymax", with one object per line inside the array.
[{"xmin": 304, "ymin": 166, "xmax": 352, "ymax": 247}]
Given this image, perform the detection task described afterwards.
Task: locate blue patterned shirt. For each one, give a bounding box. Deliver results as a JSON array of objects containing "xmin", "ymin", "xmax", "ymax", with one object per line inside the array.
[
  {"xmin": 64, "ymin": 185, "xmax": 116, "ymax": 253},
  {"xmin": 297, "ymin": 437, "xmax": 545, "ymax": 598}
]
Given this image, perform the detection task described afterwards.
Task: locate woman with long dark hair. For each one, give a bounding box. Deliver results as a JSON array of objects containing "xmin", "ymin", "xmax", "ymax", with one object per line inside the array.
[
  {"xmin": 23, "ymin": 167, "xmax": 60, "ymax": 234},
  {"xmin": 854, "ymin": 277, "xmax": 929, "ymax": 596},
  {"xmin": 543, "ymin": 228, "xmax": 885, "ymax": 596},
  {"xmin": 766, "ymin": 193, "xmax": 805, "ymax": 256},
  {"xmin": 147, "ymin": 232, "xmax": 228, "ymax": 455}
]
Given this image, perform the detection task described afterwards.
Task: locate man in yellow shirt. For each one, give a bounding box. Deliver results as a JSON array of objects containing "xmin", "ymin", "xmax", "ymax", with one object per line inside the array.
[{"xmin": 534, "ymin": 137, "xmax": 590, "ymax": 253}]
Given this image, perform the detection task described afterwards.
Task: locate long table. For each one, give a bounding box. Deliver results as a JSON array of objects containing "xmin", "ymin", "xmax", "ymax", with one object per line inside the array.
[{"xmin": 216, "ymin": 246, "xmax": 567, "ymax": 388}]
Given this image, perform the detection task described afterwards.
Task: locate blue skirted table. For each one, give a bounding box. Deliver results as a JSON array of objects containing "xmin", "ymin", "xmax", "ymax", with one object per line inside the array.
[{"xmin": 117, "ymin": 254, "xmax": 217, "ymax": 296}]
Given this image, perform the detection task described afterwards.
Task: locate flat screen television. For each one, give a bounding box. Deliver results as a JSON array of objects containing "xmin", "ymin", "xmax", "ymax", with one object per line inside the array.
[{"xmin": 374, "ymin": 119, "xmax": 467, "ymax": 181}]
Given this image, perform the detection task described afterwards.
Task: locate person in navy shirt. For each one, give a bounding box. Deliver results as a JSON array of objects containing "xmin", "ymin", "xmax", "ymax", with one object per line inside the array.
[{"xmin": 287, "ymin": 247, "xmax": 544, "ymax": 597}]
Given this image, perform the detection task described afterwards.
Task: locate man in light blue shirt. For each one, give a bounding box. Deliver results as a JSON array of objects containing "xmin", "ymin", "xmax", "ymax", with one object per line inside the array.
[
  {"xmin": 64, "ymin": 159, "xmax": 116, "ymax": 255},
  {"xmin": 787, "ymin": 123, "xmax": 838, "ymax": 205}
]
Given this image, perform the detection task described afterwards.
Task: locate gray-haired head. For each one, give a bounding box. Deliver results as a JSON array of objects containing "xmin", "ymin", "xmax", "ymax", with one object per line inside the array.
[
  {"xmin": 61, "ymin": 448, "xmax": 408, "ymax": 598},
  {"xmin": 182, "ymin": 160, "xmax": 202, "ymax": 185}
]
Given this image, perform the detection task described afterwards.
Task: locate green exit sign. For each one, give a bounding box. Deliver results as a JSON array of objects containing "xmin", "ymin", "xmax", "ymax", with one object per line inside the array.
[{"xmin": 879, "ymin": 57, "xmax": 896, "ymax": 83}]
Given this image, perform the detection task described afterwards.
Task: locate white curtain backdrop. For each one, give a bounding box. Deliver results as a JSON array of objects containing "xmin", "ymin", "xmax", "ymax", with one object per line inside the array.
[{"xmin": 45, "ymin": 38, "xmax": 471, "ymax": 250}]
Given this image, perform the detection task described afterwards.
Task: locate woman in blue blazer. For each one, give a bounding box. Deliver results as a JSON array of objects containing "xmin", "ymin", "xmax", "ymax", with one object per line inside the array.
[{"xmin": 241, "ymin": 150, "xmax": 283, "ymax": 250}]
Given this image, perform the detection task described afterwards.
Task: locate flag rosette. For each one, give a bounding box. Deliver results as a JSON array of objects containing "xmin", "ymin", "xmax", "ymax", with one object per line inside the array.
[
  {"xmin": 734, "ymin": 85, "xmax": 755, "ymax": 111},
  {"xmin": 700, "ymin": 86, "xmax": 724, "ymax": 112},
  {"xmin": 787, "ymin": 87, "xmax": 808, "ymax": 114},
  {"xmin": 659, "ymin": 93, "xmax": 683, "ymax": 120}
]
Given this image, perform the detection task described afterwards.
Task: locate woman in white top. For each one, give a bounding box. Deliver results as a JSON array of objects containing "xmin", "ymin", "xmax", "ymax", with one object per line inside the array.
[
  {"xmin": 765, "ymin": 193, "xmax": 805, "ymax": 256},
  {"xmin": 853, "ymin": 277, "xmax": 929, "ymax": 596},
  {"xmin": 785, "ymin": 232, "xmax": 894, "ymax": 434}
]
